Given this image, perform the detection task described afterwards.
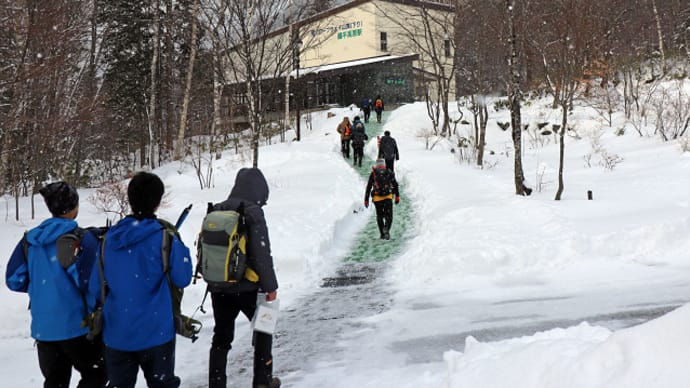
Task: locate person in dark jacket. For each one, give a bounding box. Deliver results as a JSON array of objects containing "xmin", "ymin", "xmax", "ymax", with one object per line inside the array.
[
  {"xmin": 377, "ymin": 130, "xmax": 400, "ymax": 172},
  {"xmin": 5, "ymin": 181, "xmax": 106, "ymax": 388},
  {"xmin": 208, "ymin": 167, "xmax": 281, "ymax": 388},
  {"xmin": 373, "ymin": 95, "xmax": 384, "ymax": 123},
  {"xmin": 361, "ymin": 97, "xmax": 372, "ymax": 123},
  {"xmin": 351, "ymin": 116, "xmax": 369, "ymax": 167},
  {"xmin": 89, "ymin": 171, "xmax": 192, "ymax": 388},
  {"xmin": 364, "ymin": 159, "xmax": 400, "ymax": 240}
]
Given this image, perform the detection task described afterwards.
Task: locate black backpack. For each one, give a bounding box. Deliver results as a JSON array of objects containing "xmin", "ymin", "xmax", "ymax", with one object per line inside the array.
[
  {"xmin": 351, "ymin": 125, "xmax": 368, "ymax": 146},
  {"xmin": 379, "ymin": 136, "xmax": 396, "ymax": 159},
  {"xmin": 372, "ymin": 167, "xmax": 393, "ymax": 196}
]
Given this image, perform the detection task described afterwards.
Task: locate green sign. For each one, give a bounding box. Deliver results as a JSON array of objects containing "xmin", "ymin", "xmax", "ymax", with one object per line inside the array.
[
  {"xmin": 337, "ymin": 28, "xmax": 362, "ymax": 40},
  {"xmin": 385, "ymin": 77, "xmax": 405, "ymax": 86}
]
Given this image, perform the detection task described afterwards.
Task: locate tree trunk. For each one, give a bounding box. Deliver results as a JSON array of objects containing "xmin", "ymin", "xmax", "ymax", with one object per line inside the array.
[
  {"xmin": 164, "ymin": 0, "xmax": 175, "ymax": 156},
  {"xmin": 506, "ymin": 0, "xmax": 527, "ymax": 195},
  {"xmin": 284, "ymin": 23, "xmax": 292, "ymax": 143},
  {"xmin": 175, "ymin": 0, "xmax": 200, "ymax": 160},
  {"xmin": 555, "ymin": 101, "xmax": 567, "ymax": 200},
  {"xmin": 477, "ymin": 103, "xmax": 487, "ymax": 167},
  {"xmin": 148, "ymin": 0, "xmax": 160, "ymax": 168},
  {"xmin": 650, "ymin": 0, "xmax": 666, "ymax": 73}
]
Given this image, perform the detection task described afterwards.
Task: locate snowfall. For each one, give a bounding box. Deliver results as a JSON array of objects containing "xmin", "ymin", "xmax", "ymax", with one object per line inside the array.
[{"xmin": 2, "ymin": 84, "xmax": 690, "ymax": 387}]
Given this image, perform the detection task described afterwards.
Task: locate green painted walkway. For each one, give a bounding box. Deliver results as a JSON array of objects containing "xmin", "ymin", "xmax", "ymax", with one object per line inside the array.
[{"xmin": 343, "ymin": 112, "xmax": 415, "ymax": 263}]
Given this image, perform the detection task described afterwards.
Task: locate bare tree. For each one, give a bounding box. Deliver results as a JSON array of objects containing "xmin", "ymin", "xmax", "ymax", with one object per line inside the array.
[
  {"xmin": 505, "ymin": 0, "xmax": 529, "ymax": 195},
  {"xmin": 455, "ymin": 0, "xmax": 505, "ymax": 167},
  {"xmin": 203, "ymin": 0, "xmax": 297, "ymax": 167},
  {"xmin": 175, "ymin": 0, "xmax": 201, "ymax": 160},
  {"xmin": 528, "ymin": 0, "xmax": 607, "ymax": 200},
  {"xmin": 373, "ymin": 1, "xmax": 457, "ymax": 136},
  {"xmin": 148, "ymin": 0, "xmax": 160, "ymax": 168}
]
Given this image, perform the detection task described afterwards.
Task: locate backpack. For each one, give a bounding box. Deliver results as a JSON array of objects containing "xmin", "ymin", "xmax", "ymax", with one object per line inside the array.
[
  {"xmin": 351, "ymin": 125, "xmax": 368, "ymax": 146},
  {"xmin": 379, "ymin": 136, "xmax": 396, "ymax": 159},
  {"xmin": 372, "ymin": 167, "xmax": 393, "ymax": 196},
  {"xmin": 196, "ymin": 204, "xmax": 259, "ymax": 287},
  {"xmin": 159, "ymin": 219, "xmax": 202, "ymax": 341},
  {"xmin": 89, "ymin": 215, "xmax": 202, "ymax": 342},
  {"xmin": 375, "ymin": 99, "xmax": 383, "ymax": 109},
  {"xmin": 21, "ymin": 227, "xmax": 105, "ymax": 329}
]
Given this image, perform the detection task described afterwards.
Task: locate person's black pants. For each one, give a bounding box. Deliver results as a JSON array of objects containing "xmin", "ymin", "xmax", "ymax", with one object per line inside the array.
[
  {"xmin": 37, "ymin": 335, "xmax": 107, "ymax": 388},
  {"xmin": 209, "ymin": 291, "xmax": 274, "ymax": 388},
  {"xmin": 385, "ymin": 158, "xmax": 395, "ymax": 172},
  {"xmin": 373, "ymin": 199, "xmax": 393, "ymax": 237},
  {"xmin": 352, "ymin": 145, "xmax": 364, "ymax": 166},
  {"xmin": 375, "ymin": 110, "xmax": 382, "ymax": 123},
  {"xmin": 341, "ymin": 139, "xmax": 350, "ymax": 158},
  {"xmin": 363, "ymin": 107, "xmax": 371, "ymax": 123},
  {"xmin": 104, "ymin": 340, "xmax": 179, "ymax": 388}
]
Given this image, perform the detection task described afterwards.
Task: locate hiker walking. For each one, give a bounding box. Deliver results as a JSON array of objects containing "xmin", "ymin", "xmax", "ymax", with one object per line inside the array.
[
  {"xmin": 336, "ymin": 116, "xmax": 352, "ymax": 159},
  {"xmin": 90, "ymin": 171, "xmax": 192, "ymax": 388},
  {"xmin": 207, "ymin": 168, "xmax": 281, "ymax": 388},
  {"xmin": 351, "ymin": 116, "xmax": 369, "ymax": 167},
  {"xmin": 377, "ymin": 130, "xmax": 400, "ymax": 172},
  {"xmin": 361, "ymin": 96, "xmax": 372, "ymax": 123},
  {"xmin": 364, "ymin": 159, "xmax": 400, "ymax": 240},
  {"xmin": 5, "ymin": 181, "xmax": 107, "ymax": 388},
  {"xmin": 373, "ymin": 95, "xmax": 384, "ymax": 123}
]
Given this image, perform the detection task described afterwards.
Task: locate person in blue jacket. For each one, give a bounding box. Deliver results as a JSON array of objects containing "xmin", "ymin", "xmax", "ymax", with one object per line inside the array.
[
  {"xmin": 90, "ymin": 171, "xmax": 192, "ymax": 388},
  {"xmin": 361, "ymin": 96, "xmax": 372, "ymax": 123},
  {"xmin": 5, "ymin": 181, "xmax": 106, "ymax": 388}
]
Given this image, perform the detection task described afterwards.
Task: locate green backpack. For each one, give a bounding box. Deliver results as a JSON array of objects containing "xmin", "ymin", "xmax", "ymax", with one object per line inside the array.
[{"xmin": 196, "ymin": 205, "xmax": 259, "ymax": 287}]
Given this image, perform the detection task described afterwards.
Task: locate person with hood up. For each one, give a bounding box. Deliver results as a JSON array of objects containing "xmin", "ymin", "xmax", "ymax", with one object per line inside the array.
[
  {"xmin": 208, "ymin": 167, "xmax": 281, "ymax": 388},
  {"xmin": 336, "ymin": 116, "xmax": 352, "ymax": 158},
  {"xmin": 350, "ymin": 116, "xmax": 369, "ymax": 167},
  {"xmin": 5, "ymin": 181, "xmax": 107, "ymax": 388},
  {"xmin": 89, "ymin": 171, "xmax": 192, "ymax": 388}
]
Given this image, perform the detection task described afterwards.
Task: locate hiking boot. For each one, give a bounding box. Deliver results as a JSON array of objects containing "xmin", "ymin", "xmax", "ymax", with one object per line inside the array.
[{"xmin": 255, "ymin": 377, "xmax": 281, "ymax": 388}]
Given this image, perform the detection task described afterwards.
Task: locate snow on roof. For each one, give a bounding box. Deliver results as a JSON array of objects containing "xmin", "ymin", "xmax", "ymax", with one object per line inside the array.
[{"xmin": 289, "ymin": 53, "xmax": 418, "ymax": 77}]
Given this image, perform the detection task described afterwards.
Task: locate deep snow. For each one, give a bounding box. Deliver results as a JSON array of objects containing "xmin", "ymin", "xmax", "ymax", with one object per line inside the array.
[{"xmin": 2, "ymin": 90, "xmax": 690, "ymax": 387}]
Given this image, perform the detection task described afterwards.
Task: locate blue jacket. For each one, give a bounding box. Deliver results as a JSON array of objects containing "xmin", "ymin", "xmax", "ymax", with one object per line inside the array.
[
  {"xmin": 90, "ymin": 216, "xmax": 192, "ymax": 351},
  {"xmin": 5, "ymin": 218, "xmax": 99, "ymax": 341}
]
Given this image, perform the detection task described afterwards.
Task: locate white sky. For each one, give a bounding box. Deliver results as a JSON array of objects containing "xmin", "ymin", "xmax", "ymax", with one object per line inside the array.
[{"xmin": 2, "ymin": 84, "xmax": 690, "ymax": 387}]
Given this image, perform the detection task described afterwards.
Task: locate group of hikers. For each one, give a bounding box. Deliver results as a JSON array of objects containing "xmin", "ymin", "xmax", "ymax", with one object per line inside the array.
[
  {"xmin": 335, "ymin": 95, "xmax": 403, "ymax": 240},
  {"xmin": 5, "ymin": 169, "xmax": 281, "ymax": 388},
  {"xmin": 336, "ymin": 95, "xmax": 388, "ymax": 166},
  {"xmin": 4, "ymin": 98, "xmax": 403, "ymax": 388},
  {"xmin": 360, "ymin": 95, "xmax": 385, "ymax": 124}
]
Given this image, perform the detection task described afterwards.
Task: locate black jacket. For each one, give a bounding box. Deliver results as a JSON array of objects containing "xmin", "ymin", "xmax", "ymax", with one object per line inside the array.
[
  {"xmin": 364, "ymin": 167, "xmax": 399, "ymax": 202},
  {"xmin": 378, "ymin": 135, "xmax": 399, "ymax": 160},
  {"xmin": 212, "ymin": 168, "xmax": 278, "ymax": 294}
]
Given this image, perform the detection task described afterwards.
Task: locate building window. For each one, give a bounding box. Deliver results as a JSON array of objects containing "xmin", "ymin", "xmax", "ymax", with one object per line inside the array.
[
  {"xmin": 444, "ymin": 39, "xmax": 451, "ymax": 57},
  {"xmin": 380, "ymin": 32, "xmax": 388, "ymax": 51}
]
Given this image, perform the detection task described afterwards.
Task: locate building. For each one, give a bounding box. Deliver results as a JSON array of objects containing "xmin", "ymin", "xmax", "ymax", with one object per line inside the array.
[{"xmin": 223, "ymin": 0, "xmax": 455, "ymax": 129}]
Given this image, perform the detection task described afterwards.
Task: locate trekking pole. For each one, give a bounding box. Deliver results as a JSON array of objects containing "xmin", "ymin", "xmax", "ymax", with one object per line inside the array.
[{"xmin": 175, "ymin": 204, "xmax": 193, "ymax": 229}]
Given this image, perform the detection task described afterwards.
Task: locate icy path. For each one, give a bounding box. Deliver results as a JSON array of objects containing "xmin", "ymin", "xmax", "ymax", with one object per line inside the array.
[{"xmin": 185, "ymin": 113, "xmax": 419, "ymax": 387}]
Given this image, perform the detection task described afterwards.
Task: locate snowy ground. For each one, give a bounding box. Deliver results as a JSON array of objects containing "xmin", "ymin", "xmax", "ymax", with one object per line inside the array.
[{"xmin": 2, "ymin": 88, "xmax": 690, "ymax": 387}]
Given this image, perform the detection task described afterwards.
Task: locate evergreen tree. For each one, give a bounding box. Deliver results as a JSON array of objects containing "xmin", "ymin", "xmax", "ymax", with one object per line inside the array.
[{"xmin": 98, "ymin": 0, "xmax": 153, "ymax": 166}]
